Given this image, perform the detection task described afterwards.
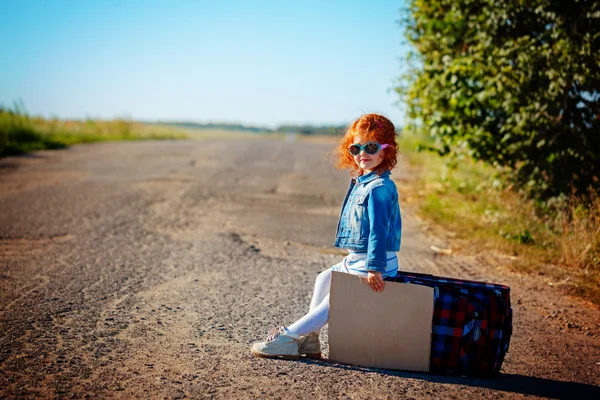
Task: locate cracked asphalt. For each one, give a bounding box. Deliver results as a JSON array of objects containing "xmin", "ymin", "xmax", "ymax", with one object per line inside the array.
[{"xmin": 1, "ymin": 137, "xmax": 599, "ymax": 399}]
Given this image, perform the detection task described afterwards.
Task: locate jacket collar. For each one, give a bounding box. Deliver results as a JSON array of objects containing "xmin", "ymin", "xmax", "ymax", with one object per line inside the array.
[{"xmin": 356, "ymin": 170, "xmax": 390, "ymax": 185}]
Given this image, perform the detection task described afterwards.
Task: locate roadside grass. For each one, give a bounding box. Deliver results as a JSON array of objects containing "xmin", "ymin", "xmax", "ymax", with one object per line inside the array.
[
  {"xmin": 396, "ymin": 131, "xmax": 600, "ymax": 307},
  {"xmin": 1, "ymin": 108, "xmax": 187, "ymax": 157}
]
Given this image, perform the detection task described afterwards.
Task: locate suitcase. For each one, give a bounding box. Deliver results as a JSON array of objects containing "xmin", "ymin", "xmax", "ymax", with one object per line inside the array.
[{"xmin": 385, "ymin": 271, "xmax": 512, "ymax": 376}]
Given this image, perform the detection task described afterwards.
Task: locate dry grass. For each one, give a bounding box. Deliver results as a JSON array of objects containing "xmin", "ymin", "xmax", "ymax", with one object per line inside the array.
[
  {"xmin": 396, "ymin": 131, "xmax": 600, "ymax": 307},
  {"xmin": 1, "ymin": 109, "xmax": 187, "ymax": 156},
  {"xmin": 34, "ymin": 118, "xmax": 187, "ymax": 144},
  {"xmin": 558, "ymin": 193, "xmax": 600, "ymax": 269}
]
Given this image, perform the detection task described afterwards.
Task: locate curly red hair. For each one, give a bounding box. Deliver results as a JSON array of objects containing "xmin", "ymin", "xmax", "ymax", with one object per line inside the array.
[{"xmin": 334, "ymin": 113, "xmax": 398, "ymax": 176}]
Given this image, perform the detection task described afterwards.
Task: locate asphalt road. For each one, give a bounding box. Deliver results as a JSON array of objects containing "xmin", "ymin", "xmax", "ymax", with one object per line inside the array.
[{"xmin": 1, "ymin": 137, "xmax": 599, "ymax": 399}]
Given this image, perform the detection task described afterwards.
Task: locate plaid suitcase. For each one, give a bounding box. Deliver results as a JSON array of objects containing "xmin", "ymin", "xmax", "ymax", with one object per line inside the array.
[{"xmin": 385, "ymin": 271, "xmax": 512, "ymax": 376}]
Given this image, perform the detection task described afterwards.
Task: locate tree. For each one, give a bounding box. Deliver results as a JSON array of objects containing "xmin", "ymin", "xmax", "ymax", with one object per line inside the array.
[{"xmin": 397, "ymin": 0, "xmax": 600, "ymax": 199}]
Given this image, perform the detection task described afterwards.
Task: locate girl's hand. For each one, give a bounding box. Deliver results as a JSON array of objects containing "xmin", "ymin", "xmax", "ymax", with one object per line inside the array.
[{"xmin": 367, "ymin": 271, "xmax": 384, "ymax": 292}]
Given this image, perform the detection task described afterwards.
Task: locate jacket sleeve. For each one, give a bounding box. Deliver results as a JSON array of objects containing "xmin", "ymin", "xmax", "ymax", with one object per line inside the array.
[{"xmin": 365, "ymin": 183, "xmax": 392, "ymax": 272}]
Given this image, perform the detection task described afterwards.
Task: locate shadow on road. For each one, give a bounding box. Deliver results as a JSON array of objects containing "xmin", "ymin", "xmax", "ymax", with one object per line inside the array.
[
  {"xmin": 0, "ymin": 152, "xmax": 50, "ymax": 168},
  {"xmin": 299, "ymin": 359, "xmax": 600, "ymax": 399}
]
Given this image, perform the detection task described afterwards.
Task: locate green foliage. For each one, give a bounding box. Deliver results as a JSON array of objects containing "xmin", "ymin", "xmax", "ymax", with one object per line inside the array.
[
  {"xmin": 398, "ymin": 0, "xmax": 600, "ymax": 199},
  {"xmin": 397, "ymin": 129, "xmax": 600, "ymax": 305},
  {"xmin": 0, "ymin": 106, "xmax": 65, "ymax": 156},
  {"xmin": 502, "ymin": 229, "xmax": 535, "ymax": 245}
]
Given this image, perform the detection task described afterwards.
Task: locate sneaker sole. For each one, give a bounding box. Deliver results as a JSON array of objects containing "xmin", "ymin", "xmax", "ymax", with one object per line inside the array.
[{"xmin": 251, "ymin": 349, "xmax": 300, "ymax": 360}]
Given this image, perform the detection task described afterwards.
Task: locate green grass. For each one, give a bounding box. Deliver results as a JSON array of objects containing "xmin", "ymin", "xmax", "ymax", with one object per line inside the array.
[
  {"xmin": 0, "ymin": 108, "xmax": 188, "ymax": 157},
  {"xmin": 396, "ymin": 130, "xmax": 600, "ymax": 307}
]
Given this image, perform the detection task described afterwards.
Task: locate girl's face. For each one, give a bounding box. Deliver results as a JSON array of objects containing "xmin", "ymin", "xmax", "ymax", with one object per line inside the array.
[{"xmin": 352, "ymin": 134, "xmax": 384, "ymax": 173}]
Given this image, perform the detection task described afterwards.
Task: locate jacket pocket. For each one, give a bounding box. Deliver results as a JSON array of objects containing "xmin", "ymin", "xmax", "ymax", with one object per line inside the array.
[{"xmin": 349, "ymin": 195, "xmax": 367, "ymax": 237}]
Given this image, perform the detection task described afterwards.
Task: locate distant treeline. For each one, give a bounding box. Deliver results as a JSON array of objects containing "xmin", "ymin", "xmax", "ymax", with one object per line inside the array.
[
  {"xmin": 154, "ymin": 121, "xmax": 266, "ymax": 133},
  {"xmin": 276, "ymin": 125, "xmax": 346, "ymax": 136},
  {"xmin": 152, "ymin": 121, "xmax": 346, "ymax": 136}
]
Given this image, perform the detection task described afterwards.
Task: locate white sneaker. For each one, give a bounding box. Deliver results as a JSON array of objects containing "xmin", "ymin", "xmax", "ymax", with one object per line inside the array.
[
  {"xmin": 251, "ymin": 327, "xmax": 300, "ymax": 360},
  {"xmin": 297, "ymin": 332, "xmax": 321, "ymax": 359}
]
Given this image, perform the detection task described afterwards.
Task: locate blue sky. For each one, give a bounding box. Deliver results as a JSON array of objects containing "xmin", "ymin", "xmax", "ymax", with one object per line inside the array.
[{"xmin": 1, "ymin": 0, "xmax": 410, "ymax": 128}]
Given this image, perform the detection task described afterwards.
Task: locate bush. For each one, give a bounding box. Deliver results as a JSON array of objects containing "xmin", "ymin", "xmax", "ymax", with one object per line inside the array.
[
  {"xmin": 398, "ymin": 0, "xmax": 600, "ymax": 199},
  {"xmin": 0, "ymin": 107, "xmax": 65, "ymax": 155}
]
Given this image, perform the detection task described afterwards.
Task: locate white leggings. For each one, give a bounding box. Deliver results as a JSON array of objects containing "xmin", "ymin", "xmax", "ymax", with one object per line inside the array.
[
  {"xmin": 286, "ymin": 268, "xmax": 333, "ymax": 336},
  {"xmin": 286, "ymin": 252, "xmax": 398, "ymax": 337}
]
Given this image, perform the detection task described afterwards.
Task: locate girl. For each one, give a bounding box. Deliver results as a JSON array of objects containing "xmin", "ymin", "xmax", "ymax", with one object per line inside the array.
[{"xmin": 251, "ymin": 113, "xmax": 402, "ymax": 360}]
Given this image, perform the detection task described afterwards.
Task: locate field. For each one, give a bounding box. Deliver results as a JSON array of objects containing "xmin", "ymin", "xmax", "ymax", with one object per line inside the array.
[{"xmin": 0, "ymin": 108, "xmax": 187, "ymax": 156}]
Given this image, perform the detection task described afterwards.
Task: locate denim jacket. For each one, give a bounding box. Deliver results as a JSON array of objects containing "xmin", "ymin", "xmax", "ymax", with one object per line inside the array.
[{"xmin": 334, "ymin": 170, "xmax": 402, "ymax": 272}]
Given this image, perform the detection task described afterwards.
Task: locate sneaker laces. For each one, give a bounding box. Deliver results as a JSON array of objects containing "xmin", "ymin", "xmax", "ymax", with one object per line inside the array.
[{"xmin": 266, "ymin": 326, "xmax": 285, "ymax": 342}]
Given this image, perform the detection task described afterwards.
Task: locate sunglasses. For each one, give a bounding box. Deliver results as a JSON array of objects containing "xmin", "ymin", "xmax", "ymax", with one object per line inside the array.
[{"xmin": 348, "ymin": 142, "xmax": 389, "ymax": 156}]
